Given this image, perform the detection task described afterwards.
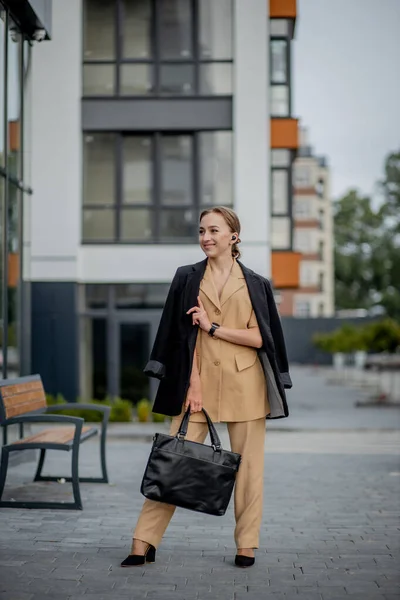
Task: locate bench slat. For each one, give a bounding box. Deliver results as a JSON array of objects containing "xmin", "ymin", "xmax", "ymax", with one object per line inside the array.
[
  {"xmin": 0, "ymin": 381, "xmax": 46, "ymax": 420},
  {"xmin": 12, "ymin": 426, "xmax": 94, "ymax": 446},
  {"xmin": 1, "ymin": 381, "xmax": 43, "ymax": 397}
]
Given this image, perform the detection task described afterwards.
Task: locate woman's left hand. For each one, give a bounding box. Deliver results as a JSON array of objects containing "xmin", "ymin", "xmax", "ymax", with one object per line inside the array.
[{"xmin": 186, "ymin": 296, "xmax": 212, "ymax": 331}]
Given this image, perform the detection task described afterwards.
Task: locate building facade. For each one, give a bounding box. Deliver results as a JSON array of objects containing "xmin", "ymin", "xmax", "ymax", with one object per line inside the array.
[
  {"xmin": 21, "ymin": 0, "xmax": 300, "ymax": 403},
  {"xmin": 0, "ymin": 1, "xmax": 52, "ymax": 382},
  {"xmin": 278, "ymin": 128, "xmax": 334, "ymax": 317}
]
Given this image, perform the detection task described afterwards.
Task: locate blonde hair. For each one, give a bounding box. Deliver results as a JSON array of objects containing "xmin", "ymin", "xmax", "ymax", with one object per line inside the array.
[{"xmin": 199, "ymin": 206, "xmax": 242, "ymax": 259}]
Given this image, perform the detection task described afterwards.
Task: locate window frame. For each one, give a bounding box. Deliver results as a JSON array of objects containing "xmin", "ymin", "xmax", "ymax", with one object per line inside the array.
[
  {"xmin": 82, "ymin": 0, "xmax": 234, "ymax": 98},
  {"xmin": 82, "ymin": 130, "xmax": 233, "ymax": 244},
  {"xmin": 269, "ymin": 35, "xmax": 291, "ymax": 117},
  {"xmin": 270, "ymin": 150, "xmax": 294, "ymax": 251}
]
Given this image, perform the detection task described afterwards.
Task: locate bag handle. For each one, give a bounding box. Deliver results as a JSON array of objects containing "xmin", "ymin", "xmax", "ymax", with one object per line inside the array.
[{"xmin": 177, "ymin": 407, "xmax": 222, "ymax": 451}]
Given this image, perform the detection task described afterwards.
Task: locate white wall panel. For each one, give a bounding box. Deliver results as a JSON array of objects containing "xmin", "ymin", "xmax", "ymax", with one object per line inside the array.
[
  {"xmin": 233, "ymin": 0, "xmax": 270, "ymax": 277},
  {"xmin": 78, "ymin": 243, "xmax": 272, "ymax": 284},
  {"xmin": 30, "ymin": 0, "xmax": 82, "ymax": 281},
  {"xmin": 79, "ymin": 246, "xmax": 204, "ymax": 283}
]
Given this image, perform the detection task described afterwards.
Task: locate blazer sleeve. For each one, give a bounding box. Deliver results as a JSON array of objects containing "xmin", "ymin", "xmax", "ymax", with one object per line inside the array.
[
  {"xmin": 265, "ymin": 279, "xmax": 293, "ymax": 389},
  {"xmin": 143, "ymin": 268, "xmax": 182, "ymax": 380}
]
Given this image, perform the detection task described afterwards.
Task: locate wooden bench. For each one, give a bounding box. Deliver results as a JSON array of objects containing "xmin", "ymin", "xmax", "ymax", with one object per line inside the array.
[{"xmin": 0, "ymin": 375, "xmax": 110, "ymax": 510}]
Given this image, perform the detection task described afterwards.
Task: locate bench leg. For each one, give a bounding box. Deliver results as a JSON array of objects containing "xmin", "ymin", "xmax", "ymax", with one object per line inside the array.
[
  {"xmin": 0, "ymin": 448, "xmax": 9, "ymax": 501},
  {"xmin": 71, "ymin": 439, "xmax": 82, "ymax": 510},
  {"xmin": 33, "ymin": 449, "xmax": 46, "ymax": 481},
  {"xmin": 100, "ymin": 425, "xmax": 109, "ymax": 484}
]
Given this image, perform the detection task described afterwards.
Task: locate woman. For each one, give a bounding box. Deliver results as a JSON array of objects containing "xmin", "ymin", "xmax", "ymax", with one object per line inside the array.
[{"xmin": 121, "ymin": 207, "xmax": 292, "ymax": 569}]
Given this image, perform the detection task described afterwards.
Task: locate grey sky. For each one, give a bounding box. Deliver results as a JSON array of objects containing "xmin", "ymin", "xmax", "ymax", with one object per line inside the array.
[{"xmin": 293, "ymin": 0, "xmax": 400, "ymax": 199}]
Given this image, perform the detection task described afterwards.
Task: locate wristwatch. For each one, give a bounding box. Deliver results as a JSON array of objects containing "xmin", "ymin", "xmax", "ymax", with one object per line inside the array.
[{"xmin": 208, "ymin": 322, "xmax": 220, "ymax": 337}]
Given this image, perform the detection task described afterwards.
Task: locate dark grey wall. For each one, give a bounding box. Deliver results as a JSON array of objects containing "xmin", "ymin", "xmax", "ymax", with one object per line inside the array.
[
  {"xmin": 281, "ymin": 317, "xmax": 378, "ymax": 365},
  {"xmin": 82, "ymin": 98, "xmax": 232, "ymax": 131},
  {"xmin": 31, "ymin": 283, "xmax": 78, "ymax": 401}
]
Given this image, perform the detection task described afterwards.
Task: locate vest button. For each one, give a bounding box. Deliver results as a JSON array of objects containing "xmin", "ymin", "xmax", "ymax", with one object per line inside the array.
[{"xmin": 214, "ymin": 360, "xmax": 221, "ymax": 366}]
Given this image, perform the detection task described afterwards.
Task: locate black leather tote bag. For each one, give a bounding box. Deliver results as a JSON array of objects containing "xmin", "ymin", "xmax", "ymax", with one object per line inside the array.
[{"xmin": 140, "ymin": 408, "xmax": 241, "ymax": 516}]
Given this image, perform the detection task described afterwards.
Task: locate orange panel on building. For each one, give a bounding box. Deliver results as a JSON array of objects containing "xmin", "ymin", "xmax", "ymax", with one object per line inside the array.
[
  {"xmin": 8, "ymin": 253, "xmax": 19, "ymax": 288},
  {"xmin": 271, "ymin": 118, "xmax": 299, "ymax": 149},
  {"xmin": 271, "ymin": 251, "xmax": 301, "ymax": 288},
  {"xmin": 277, "ymin": 289, "xmax": 296, "ymax": 316},
  {"xmin": 269, "ymin": 0, "xmax": 297, "ymax": 19},
  {"xmin": 9, "ymin": 120, "xmax": 20, "ymax": 152}
]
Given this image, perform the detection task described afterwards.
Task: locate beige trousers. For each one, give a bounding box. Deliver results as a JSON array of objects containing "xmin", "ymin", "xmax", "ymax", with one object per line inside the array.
[{"xmin": 133, "ymin": 416, "xmax": 266, "ymax": 549}]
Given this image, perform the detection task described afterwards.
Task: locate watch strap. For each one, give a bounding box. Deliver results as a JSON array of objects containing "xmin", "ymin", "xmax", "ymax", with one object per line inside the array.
[{"xmin": 208, "ymin": 323, "xmax": 220, "ymax": 337}]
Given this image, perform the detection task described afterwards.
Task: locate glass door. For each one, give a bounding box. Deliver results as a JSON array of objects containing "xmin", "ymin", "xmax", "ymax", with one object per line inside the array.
[
  {"xmin": 111, "ymin": 311, "xmax": 160, "ymax": 404},
  {"xmin": 119, "ymin": 321, "xmax": 149, "ymax": 403}
]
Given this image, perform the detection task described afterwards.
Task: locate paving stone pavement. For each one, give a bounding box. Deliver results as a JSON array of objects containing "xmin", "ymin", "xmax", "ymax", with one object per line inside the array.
[{"xmin": 0, "ymin": 367, "xmax": 399, "ymax": 600}]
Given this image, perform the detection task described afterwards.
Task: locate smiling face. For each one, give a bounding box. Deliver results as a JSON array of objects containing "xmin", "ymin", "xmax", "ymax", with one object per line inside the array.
[{"xmin": 199, "ymin": 212, "xmax": 238, "ymax": 259}]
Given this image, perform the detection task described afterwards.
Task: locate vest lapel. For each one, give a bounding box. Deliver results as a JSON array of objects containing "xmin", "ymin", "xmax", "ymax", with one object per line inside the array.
[
  {"xmin": 200, "ymin": 263, "xmax": 221, "ymax": 311},
  {"xmin": 220, "ymin": 260, "xmax": 245, "ymax": 306}
]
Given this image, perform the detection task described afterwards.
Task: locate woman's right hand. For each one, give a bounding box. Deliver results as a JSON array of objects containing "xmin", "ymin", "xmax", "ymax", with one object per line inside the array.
[{"xmin": 185, "ymin": 385, "xmax": 203, "ymax": 414}]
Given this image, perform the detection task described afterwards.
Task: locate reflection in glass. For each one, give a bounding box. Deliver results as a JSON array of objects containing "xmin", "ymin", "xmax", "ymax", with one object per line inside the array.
[
  {"xmin": 0, "ymin": 178, "xmax": 3, "ymax": 346},
  {"xmin": 270, "ymin": 19, "xmax": 289, "ymax": 37},
  {"xmin": 0, "ymin": 16, "xmax": 5, "ymax": 167},
  {"xmin": 115, "ymin": 284, "xmax": 170, "ymax": 308},
  {"xmin": 8, "ymin": 183, "xmax": 20, "ymax": 377},
  {"xmin": 159, "ymin": 64, "xmax": 194, "ymax": 95},
  {"xmin": 271, "ymin": 216, "xmax": 291, "ymax": 249},
  {"xmin": 159, "ymin": 0, "xmax": 192, "ymax": 59},
  {"xmin": 122, "ymin": 0, "xmax": 151, "ymax": 58},
  {"xmin": 123, "ymin": 137, "xmax": 152, "ymax": 204},
  {"xmin": 121, "ymin": 64, "xmax": 152, "ymax": 95},
  {"xmin": 84, "ymin": 0, "xmax": 115, "ymax": 60},
  {"xmin": 271, "ymin": 40, "xmax": 287, "ymax": 84},
  {"xmin": 271, "ymin": 149, "xmax": 291, "ymax": 168},
  {"xmin": 271, "ymin": 85, "xmax": 289, "ymax": 116},
  {"xmin": 120, "ymin": 208, "xmax": 153, "ymax": 241},
  {"xmin": 7, "ymin": 30, "xmax": 21, "ymax": 177},
  {"xmin": 119, "ymin": 322, "xmax": 149, "ymax": 403},
  {"xmin": 83, "ymin": 64, "xmax": 115, "ymax": 96},
  {"xmin": 85, "ymin": 285, "xmax": 108, "ymax": 309},
  {"xmin": 160, "ymin": 209, "xmax": 194, "ymax": 241},
  {"xmin": 84, "ymin": 134, "xmax": 115, "ymax": 205},
  {"xmin": 161, "ymin": 136, "xmax": 192, "ymax": 205},
  {"xmin": 200, "ymin": 64, "xmax": 232, "ymax": 95},
  {"xmin": 199, "ymin": 0, "xmax": 232, "ymax": 59},
  {"xmin": 79, "ymin": 317, "xmax": 108, "ymax": 400},
  {"xmin": 200, "ymin": 132, "xmax": 232, "ymax": 206},
  {"xmin": 83, "ymin": 208, "xmax": 115, "ymax": 241},
  {"xmin": 272, "ymin": 170, "xmax": 289, "ymax": 214}
]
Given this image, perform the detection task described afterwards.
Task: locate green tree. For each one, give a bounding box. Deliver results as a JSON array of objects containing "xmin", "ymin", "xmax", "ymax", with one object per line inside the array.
[{"xmin": 334, "ymin": 149, "xmax": 400, "ymax": 319}]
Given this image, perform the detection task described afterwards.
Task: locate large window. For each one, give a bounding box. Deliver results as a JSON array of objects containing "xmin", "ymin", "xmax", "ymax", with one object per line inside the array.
[
  {"xmin": 83, "ymin": 0, "xmax": 233, "ymax": 97},
  {"xmin": 0, "ymin": 10, "xmax": 32, "ymax": 379},
  {"xmin": 83, "ymin": 131, "xmax": 233, "ymax": 243},
  {"xmin": 270, "ymin": 37, "xmax": 290, "ymax": 116},
  {"xmin": 271, "ymin": 149, "xmax": 293, "ymax": 250}
]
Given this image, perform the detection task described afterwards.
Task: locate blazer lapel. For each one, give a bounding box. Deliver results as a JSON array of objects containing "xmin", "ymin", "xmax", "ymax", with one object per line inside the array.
[{"xmin": 183, "ymin": 259, "xmax": 207, "ymax": 313}]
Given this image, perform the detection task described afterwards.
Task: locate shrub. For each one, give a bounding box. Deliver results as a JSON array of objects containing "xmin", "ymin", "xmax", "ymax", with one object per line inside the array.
[
  {"xmin": 313, "ymin": 319, "xmax": 400, "ymax": 355},
  {"xmin": 152, "ymin": 412, "xmax": 166, "ymax": 423},
  {"xmin": 137, "ymin": 398, "xmax": 151, "ymax": 422},
  {"xmin": 313, "ymin": 323, "xmax": 366, "ymax": 354},
  {"xmin": 362, "ymin": 319, "xmax": 400, "ymax": 354},
  {"xmin": 109, "ymin": 398, "xmax": 133, "ymax": 422},
  {"xmin": 45, "ymin": 396, "xmax": 132, "ymax": 422}
]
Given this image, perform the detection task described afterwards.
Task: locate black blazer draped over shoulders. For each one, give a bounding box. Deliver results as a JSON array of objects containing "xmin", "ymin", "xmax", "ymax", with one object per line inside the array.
[{"xmin": 144, "ymin": 258, "xmax": 292, "ymax": 419}]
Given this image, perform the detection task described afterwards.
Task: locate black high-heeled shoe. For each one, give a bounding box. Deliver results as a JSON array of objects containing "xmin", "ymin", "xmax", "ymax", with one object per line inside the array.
[
  {"xmin": 235, "ymin": 554, "xmax": 255, "ymax": 568},
  {"xmin": 120, "ymin": 544, "xmax": 156, "ymax": 567}
]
